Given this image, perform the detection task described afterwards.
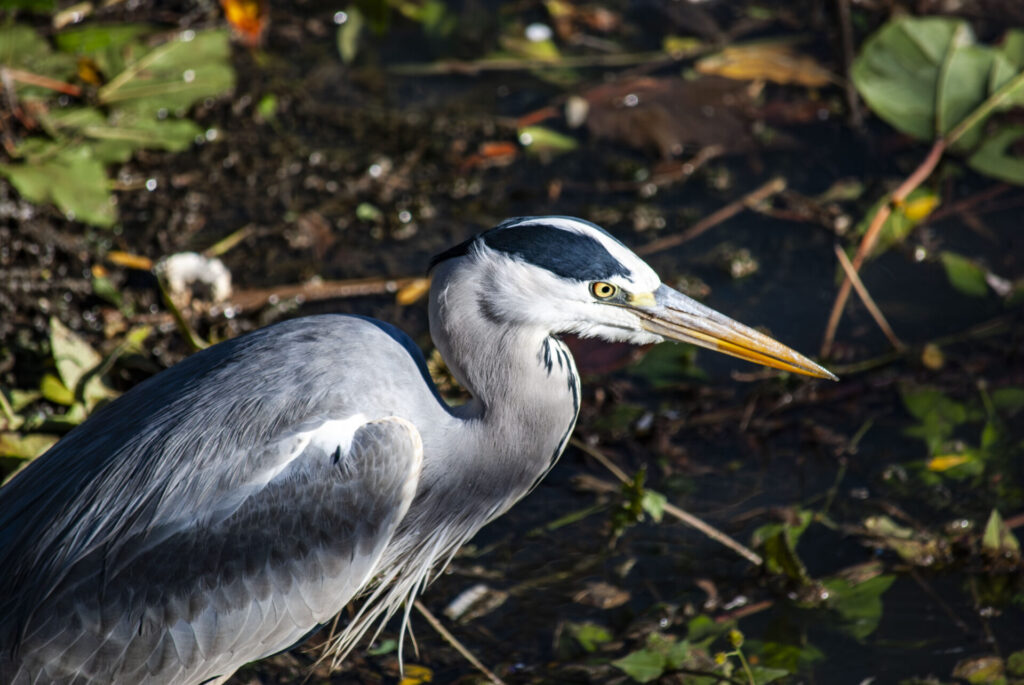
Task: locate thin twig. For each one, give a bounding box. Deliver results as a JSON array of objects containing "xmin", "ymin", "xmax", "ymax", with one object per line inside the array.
[
  {"xmin": 636, "ymin": 177, "xmax": 787, "ymax": 257},
  {"xmin": 570, "ymin": 438, "xmax": 764, "ymax": 566},
  {"xmin": 832, "ymin": 244, "xmax": 905, "ymax": 351},
  {"xmin": 0, "ymin": 67, "xmax": 82, "ymax": 97},
  {"xmin": 413, "ymin": 600, "xmax": 506, "ymax": 685},
  {"xmin": 224, "ymin": 276, "xmax": 421, "ymax": 313},
  {"xmin": 820, "ymin": 139, "xmax": 946, "ymax": 356},
  {"xmin": 388, "ymin": 50, "xmax": 687, "ymax": 76}
]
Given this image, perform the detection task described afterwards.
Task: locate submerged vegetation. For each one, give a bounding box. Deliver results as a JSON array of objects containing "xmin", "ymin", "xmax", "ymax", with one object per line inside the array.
[{"xmin": 2, "ymin": 0, "xmax": 1024, "ymax": 683}]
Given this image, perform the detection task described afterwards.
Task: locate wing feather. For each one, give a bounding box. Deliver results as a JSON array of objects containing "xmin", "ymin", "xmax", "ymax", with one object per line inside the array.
[{"xmin": 1, "ymin": 415, "xmax": 422, "ymax": 684}]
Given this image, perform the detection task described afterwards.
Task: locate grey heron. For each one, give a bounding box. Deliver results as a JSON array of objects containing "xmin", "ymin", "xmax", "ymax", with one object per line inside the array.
[{"xmin": 0, "ymin": 216, "xmax": 835, "ymax": 684}]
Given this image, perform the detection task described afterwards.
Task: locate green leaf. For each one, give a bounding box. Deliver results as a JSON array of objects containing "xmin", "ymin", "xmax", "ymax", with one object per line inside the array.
[
  {"xmin": 0, "ymin": 24, "xmax": 77, "ymax": 95},
  {"xmin": 1007, "ymin": 649, "xmax": 1024, "ymax": 677},
  {"xmin": 644, "ymin": 632, "xmax": 689, "ymax": 669},
  {"xmin": 992, "ymin": 388, "xmax": 1024, "ymax": 415},
  {"xmin": 852, "ymin": 17, "xmax": 960, "ymax": 140},
  {"xmin": 1001, "ymin": 30, "xmax": 1024, "ymax": 69},
  {"xmin": 566, "ymin": 621, "xmax": 613, "ymax": 652},
  {"xmin": 366, "ymin": 638, "xmax": 397, "ymax": 655},
  {"xmin": 0, "ymin": 432, "xmax": 58, "ymax": 460},
  {"xmin": 518, "ymin": 126, "xmax": 579, "ymax": 156},
  {"xmin": 852, "ymin": 188, "xmax": 938, "ymax": 259},
  {"xmin": 356, "ymin": 202, "xmax": 383, "ymax": 222},
  {"xmin": 823, "ymin": 574, "xmax": 896, "ymax": 641},
  {"xmin": 98, "ymin": 30, "xmax": 236, "ymax": 117},
  {"xmin": 49, "ymin": 317, "xmax": 103, "ymax": 393},
  {"xmin": 337, "ymin": 6, "xmax": 365, "ymax": 64},
  {"xmin": 940, "ymin": 251, "xmax": 990, "ymax": 296},
  {"xmin": 0, "ymin": 0, "xmax": 57, "ymax": 10},
  {"xmin": 40, "ymin": 373, "xmax": 75, "ymax": 406},
  {"xmin": 749, "ymin": 666, "xmax": 791, "ymax": 684},
  {"xmin": 54, "ymin": 23, "xmax": 151, "ymax": 56},
  {"xmin": 0, "ymin": 147, "xmax": 115, "ymax": 227},
  {"xmin": 982, "ymin": 509, "xmax": 1021, "ymax": 558},
  {"xmin": 852, "ymin": 16, "xmax": 1024, "ymax": 149},
  {"xmin": 629, "ymin": 343, "xmax": 704, "ymax": 388},
  {"xmin": 968, "ymin": 125, "xmax": 1024, "ymax": 185},
  {"xmin": 641, "ymin": 490, "xmax": 667, "ymax": 523},
  {"xmin": 752, "ymin": 510, "xmax": 813, "ymax": 582},
  {"xmin": 901, "ymin": 386, "xmax": 968, "ymax": 453},
  {"xmin": 612, "ymin": 649, "xmax": 666, "ymax": 683}
]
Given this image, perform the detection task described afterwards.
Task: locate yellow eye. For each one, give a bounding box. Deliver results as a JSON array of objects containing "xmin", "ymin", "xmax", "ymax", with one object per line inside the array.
[{"xmin": 590, "ymin": 281, "xmax": 618, "ymax": 299}]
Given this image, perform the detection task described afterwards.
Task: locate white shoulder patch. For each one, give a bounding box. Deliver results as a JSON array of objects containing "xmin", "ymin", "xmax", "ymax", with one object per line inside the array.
[{"xmin": 307, "ymin": 413, "xmax": 370, "ymax": 455}]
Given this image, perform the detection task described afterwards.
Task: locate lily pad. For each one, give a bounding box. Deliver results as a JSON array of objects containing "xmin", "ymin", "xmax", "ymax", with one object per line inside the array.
[{"xmin": 852, "ymin": 17, "xmax": 1024, "ymax": 151}]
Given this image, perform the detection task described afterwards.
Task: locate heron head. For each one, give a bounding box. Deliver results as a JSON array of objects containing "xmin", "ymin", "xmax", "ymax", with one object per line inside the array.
[{"xmin": 431, "ymin": 216, "xmax": 835, "ymax": 380}]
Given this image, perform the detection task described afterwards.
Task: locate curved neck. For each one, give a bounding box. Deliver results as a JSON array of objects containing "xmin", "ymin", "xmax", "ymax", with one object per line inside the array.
[{"xmin": 428, "ymin": 261, "xmax": 580, "ymax": 476}]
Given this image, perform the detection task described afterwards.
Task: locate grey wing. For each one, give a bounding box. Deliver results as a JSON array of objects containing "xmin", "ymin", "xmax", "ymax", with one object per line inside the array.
[{"xmin": 3, "ymin": 416, "xmax": 422, "ymax": 685}]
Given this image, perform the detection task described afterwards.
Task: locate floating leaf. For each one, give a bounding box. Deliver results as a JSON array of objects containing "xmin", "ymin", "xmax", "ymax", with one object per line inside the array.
[
  {"xmin": 852, "ymin": 188, "xmax": 939, "ymax": 259},
  {"xmin": 953, "ymin": 656, "xmax": 1006, "ymax": 684},
  {"xmin": 981, "ymin": 509, "xmax": 1021, "ymax": 559},
  {"xmin": 397, "ymin": 664, "xmax": 432, "ymax": 685},
  {"xmin": 640, "ymin": 490, "xmax": 666, "ymax": 523},
  {"xmin": 0, "ymin": 432, "xmax": 58, "ymax": 460},
  {"xmin": 927, "ymin": 453, "xmax": 973, "ymax": 472},
  {"xmin": 968, "ymin": 125, "xmax": 1024, "ymax": 185},
  {"xmin": 823, "ymin": 574, "xmax": 895, "ymax": 641},
  {"xmin": 852, "ymin": 17, "xmax": 1024, "ymax": 152},
  {"xmin": 992, "ymin": 388, "xmax": 1024, "ymax": 415},
  {"xmin": 940, "ymin": 251, "xmax": 989, "ymax": 297},
  {"xmin": 629, "ymin": 343, "xmax": 703, "ymax": 388},
  {"xmin": 565, "ymin": 621, "xmax": 613, "ymax": 652},
  {"xmin": 901, "ymin": 386, "xmax": 969, "ymax": 454},
  {"xmin": 337, "ymin": 6, "xmax": 365, "ymax": 64},
  {"xmin": 518, "ymin": 125, "xmax": 579, "ymax": 156},
  {"xmin": 696, "ymin": 43, "xmax": 832, "ymax": 87},
  {"xmin": 612, "ymin": 649, "xmax": 665, "ymax": 683},
  {"xmin": 752, "ymin": 510, "xmax": 813, "ymax": 583}
]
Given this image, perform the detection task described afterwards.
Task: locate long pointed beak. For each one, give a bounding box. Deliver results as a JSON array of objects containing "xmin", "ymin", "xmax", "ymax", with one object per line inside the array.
[{"xmin": 633, "ymin": 284, "xmax": 837, "ymax": 380}]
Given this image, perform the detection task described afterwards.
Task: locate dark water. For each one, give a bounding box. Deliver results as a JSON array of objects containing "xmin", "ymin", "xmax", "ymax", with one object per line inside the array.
[{"xmin": 5, "ymin": 1, "xmax": 1024, "ymax": 682}]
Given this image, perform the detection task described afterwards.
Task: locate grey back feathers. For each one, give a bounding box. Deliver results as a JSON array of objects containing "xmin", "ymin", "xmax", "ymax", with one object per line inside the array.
[{"xmin": 0, "ymin": 216, "xmax": 638, "ymax": 684}]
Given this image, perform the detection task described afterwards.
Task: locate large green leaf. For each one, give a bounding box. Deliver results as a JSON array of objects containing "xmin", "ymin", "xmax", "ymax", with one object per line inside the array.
[
  {"xmin": 0, "ymin": 25, "xmax": 77, "ymax": 96},
  {"xmin": 0, "ymin": 146, "xmax": 115, "ymax": 226},
  {"xmin": 98, "ymin": 30, "xmax": 236, "ymax": 117},
  {"xmin": 852, "ymin": 17, "xmax": 1024, "ymax": 151},
  {"xmin": 852, "ymin": 17, "xmax": 958, "ymax": 140}
]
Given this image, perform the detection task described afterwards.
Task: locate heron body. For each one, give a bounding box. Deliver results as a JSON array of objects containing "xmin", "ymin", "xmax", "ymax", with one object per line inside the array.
[{"xmin": 0, "ymin": 217, "xmax": 833, "ymax": 683}]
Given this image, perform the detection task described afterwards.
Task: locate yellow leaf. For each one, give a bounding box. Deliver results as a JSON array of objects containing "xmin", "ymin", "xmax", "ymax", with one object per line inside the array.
[
  {"xmin": 696, "ymin": 44, "xmax": 833, "ymax": 87},
  {"xmin": 927, "ymin": 454, "xmax": 971, "ymax": 472},
  {"xmin": 396, "ymin": 278, "xmax": 431, "ymax": 306},
  {"xmin": 107, "ymin": 250, "xmax": 154, "ymax": 271},
  {"xmin": 398, "ymin": 664, "xmax": 433, "ymax": 685},
  {"xmin": 901, "ymin": 192, "xmax": 940, "ymax": 223}
]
